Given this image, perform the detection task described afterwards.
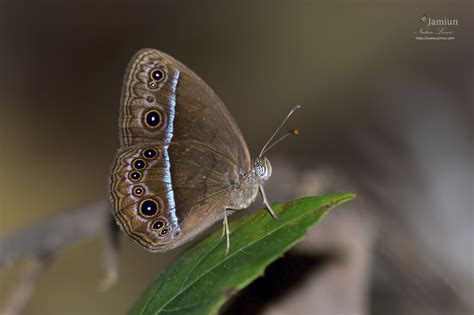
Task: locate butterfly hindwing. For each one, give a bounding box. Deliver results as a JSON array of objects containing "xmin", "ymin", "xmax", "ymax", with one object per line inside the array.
[
  {"xmin": 110, "ymin": 145, "xmax": 180, "ymax": 250},
  {"xmin": 110, "ymin": 142, "xmax": 240, "ymax": 251}
]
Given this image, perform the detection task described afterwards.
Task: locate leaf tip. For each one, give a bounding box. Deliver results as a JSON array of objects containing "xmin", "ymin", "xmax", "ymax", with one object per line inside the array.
[
  {"xmin": 339, "ymin": 193, "xmax": 356, "ymax": 203},
  {"xmin": 315, "ymin": 193, "xmax": 355, "ymax": 216},
  {"xmin": 331, "ymin": 193, "xmax": 356, "ymax": 207}
]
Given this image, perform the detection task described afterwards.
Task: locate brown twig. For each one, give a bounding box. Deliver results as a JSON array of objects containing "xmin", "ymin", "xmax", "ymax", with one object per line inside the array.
[
  {"xmin": 0, "ymin": 200, "xmax": 115, "ymax": 315},
  {"xmin": 0, "ymin": 200, "xmax": 110, "ymax": 268}
]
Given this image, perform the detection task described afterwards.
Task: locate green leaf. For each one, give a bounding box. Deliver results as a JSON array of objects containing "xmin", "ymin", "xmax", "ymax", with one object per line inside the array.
[{"xmin": 129, "ymin": 193, "xmax": 354, "ymax": 315}]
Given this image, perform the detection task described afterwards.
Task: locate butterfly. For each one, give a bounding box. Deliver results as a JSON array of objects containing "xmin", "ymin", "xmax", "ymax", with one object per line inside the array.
[{"xmin": 109, "ymin": 49, "xmax": 299, "ymax": 253}]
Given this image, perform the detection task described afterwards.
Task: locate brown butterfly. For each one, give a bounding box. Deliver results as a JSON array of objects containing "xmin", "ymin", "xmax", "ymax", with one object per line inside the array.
[{"xmin": 109, "ymin": 49, "xmax": 299, "ymax": 253}]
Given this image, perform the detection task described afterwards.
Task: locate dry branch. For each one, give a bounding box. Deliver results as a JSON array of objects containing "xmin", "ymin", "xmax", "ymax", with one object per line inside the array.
[{"xmin": 0, "ymin": 201, "xmax": 109, "ymax": 268}]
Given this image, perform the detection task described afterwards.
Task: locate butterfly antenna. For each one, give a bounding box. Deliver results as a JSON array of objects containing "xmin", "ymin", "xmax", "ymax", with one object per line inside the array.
[
  {"xmin": 259, "ymin": 105, "xmax": 301, "ymax": 158},
  {"xmin": 261, "ymin": 129, "xmax": 299, "ymax": 156}
]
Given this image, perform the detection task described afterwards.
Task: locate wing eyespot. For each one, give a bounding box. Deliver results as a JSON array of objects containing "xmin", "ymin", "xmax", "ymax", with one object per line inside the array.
[
  {"xmin": 144, "ymin": 110, "xmax": 162, "ymax": 129},
  {"xmin": 139, "ymin": 198, "xmax": 161, "ymax": 217},
  {"xmin": 150, "ymin": 69, "xmax": 165, "ymax": 82},
  {"xmin": 143, "ymin": 148, "xmax": 159, "ymax": 159},
  {"xmin": 132, "ymin": 186, "xmax": 144, "ymax": 197},
  {"xmin": 150, "ymin": 218, "xmax": 173, "ymax": 238},
  {"xmin": 148, "ymin": 81, "xmax": 158, "ymax": 89},
  {"xmin": 147, "ymin": 68, "xmax": 166, "ymax": 90},
  {"xmin": 129, "ymin": 171, "xmax": 142, "ymax": 182},
  {"xmin": 151, "ymin": 219, "xmax": 165, "ymax": 230},
  {"xmin": 133, "ymin": 159, "xmax": 146, "ymax": 170}
]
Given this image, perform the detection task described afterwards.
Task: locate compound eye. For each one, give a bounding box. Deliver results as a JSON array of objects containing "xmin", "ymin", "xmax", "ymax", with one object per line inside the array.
[{"xmin": 255, "ymin": 162, "xmax": 265, "ymax": 177}]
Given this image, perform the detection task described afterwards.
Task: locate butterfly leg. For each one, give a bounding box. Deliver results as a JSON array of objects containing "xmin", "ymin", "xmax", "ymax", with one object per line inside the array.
[
  {"xmin": 222, "ymin": 208, "xmax": 231, "ymax": 255},
  {"xmin": 259, "ymin": 185, "xmax": 278, "ymax": 220}
]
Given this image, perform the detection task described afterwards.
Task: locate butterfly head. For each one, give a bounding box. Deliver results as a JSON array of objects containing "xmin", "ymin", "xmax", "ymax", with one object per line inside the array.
[{"xmin": 254, "ymin": 157, "xmax": 272, "ymax": 182}]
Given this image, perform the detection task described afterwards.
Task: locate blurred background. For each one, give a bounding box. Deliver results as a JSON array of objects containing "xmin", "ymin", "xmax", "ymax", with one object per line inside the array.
[{"xmin": 0, "ymin": 1, "xmax": 472, "ymax": 314}]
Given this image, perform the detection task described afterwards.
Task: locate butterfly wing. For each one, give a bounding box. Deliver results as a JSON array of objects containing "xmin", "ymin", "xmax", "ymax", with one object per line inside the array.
[
  {"xmin": 110, "ymin": 143, "xmax": 236, "ymax": 251},
  {"xmin": 110, "ymin": 49, "xmax": 254, "ymax": 251},
  {"xmin": 119, "ymin": 49, "xmax": 250, "ymax": 166}
]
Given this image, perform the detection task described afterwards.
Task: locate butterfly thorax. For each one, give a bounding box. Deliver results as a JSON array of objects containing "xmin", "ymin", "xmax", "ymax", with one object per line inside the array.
[{"xmin": 227, "ymin": 157, "xmax": 271, "ymax": 210}]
